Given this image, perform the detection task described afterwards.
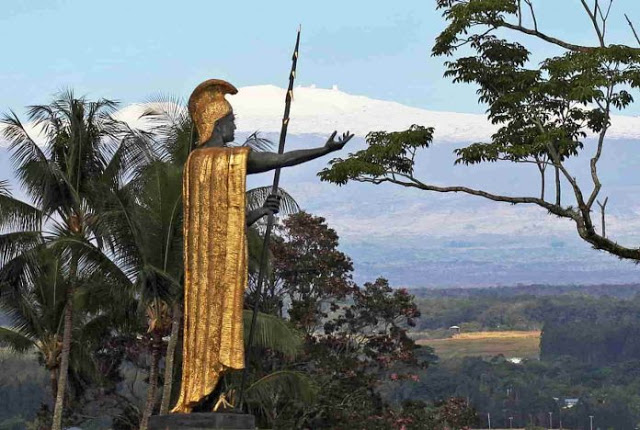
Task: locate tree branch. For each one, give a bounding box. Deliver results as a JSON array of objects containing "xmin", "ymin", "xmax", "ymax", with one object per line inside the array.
[
  {"xmin": 597, "ymin": 0, "xmax": 614, "ymax": 39},
  {"xmin": 554, "ymin": 165, "xmax": 561, "ymax": 206},
  {"xmin": 597, "ymin": 197, "xmax": 609, "ymax": 238},
  {"xmin": 524, "ymin": 0, "xmax": 538, "ymax": 31},
  {"xmin": 357, "ymin": 173, "xmax": 640, "ymax": 262},
  {"xmin": 498, "ymin": 22, "xmax": 595, "ymax": 52},
  {"xmin": 586, "ymin": 84, "xmax": 612, "ymax": 210},
  {"xmin": 371, "ymin": 172, "xmax": 578, "ymax": 221},
  {"xmin": 580, "ymin": 0, "xmax": 606, "ymax": 46},
  {"xmin": 625, "ymin": 14, "xmax": 640, "ymax": 46},
  {"xmin": 518, "ymin": 0, "xmax": 523, "ymax": 26},
  {"xmin": 534, "ymin": 155, "xmax": 547, "ymax": 200},
  {"xmin": 531, "ymin": 119, "xmax": 589, "ymax": 215}
]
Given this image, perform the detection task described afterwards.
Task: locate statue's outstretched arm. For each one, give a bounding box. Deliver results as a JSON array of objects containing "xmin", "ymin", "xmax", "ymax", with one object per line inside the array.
[
  {"xmin": 246, "ymin": 131, "xmax": 354, "ymax": 175},
  {"xmin": 247, "ymin": 147, "xmax": 330, "ymax": 174}
]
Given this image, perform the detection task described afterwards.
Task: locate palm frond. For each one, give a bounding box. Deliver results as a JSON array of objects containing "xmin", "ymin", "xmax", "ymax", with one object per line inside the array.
[
  {"xmin": 245, "ymin": 370, "xmax": 316, "ymax": 406},
  {"xmin": 246, "ymin": 186, "xmax": 300, "ymax": 216},
  {"xmin": 0, "ymin": 180, "xmax": 42, "ymax": 231},
  {"xmin": 102, "ymin": 122, "xmax": 156, "ymax": 187},
  {"xmin": 136, "ymin": 264, "xmax": 180, "ymax": 309},
  {"xmin": 242, "ymin": 310, "xmax": 303, "ymax": 358},
  {"xmin": 0, "ymin": 327, "xmax": 36, "ymax": 353},
  {"xmin": 235, "ymin": 132, "xmax": 275, "ymax": 152},
  {"xmin": 0, "ymin": 110, "xmax": 48, "ymax": 165},
  {"xmin": 246, "ymin": 226, "xmax": 269, "ymax": 275},
  {"xmin": 0, "ymin": 231, "xmax": 43, "ymax": 267},
  {"xmin": 75, "ymin": 268, "xmax": 137, "ymax": 319},
  {"xmin": 140, "ymin": 95, "xmax": 192, "ymax": 165},
  {"xmin": 141, "ymin": 94, "xmax": 188, "ymax": 128},
  {"xmin": 86, "ymin": 183, "xmax": 144, "ymax": 271},
  {"xmin": 47, "ymin": 234, "xmax": 133, "ymax": 289},
  {"xmin": 0, "ymin": 246, "xmax": 68, "ymax": 340},
  {"xmin": 76, "ymin": 313, "xmax": 114, "ymax": 344}
]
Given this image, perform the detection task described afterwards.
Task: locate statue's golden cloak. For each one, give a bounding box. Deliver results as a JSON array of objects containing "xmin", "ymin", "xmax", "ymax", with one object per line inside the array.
[{"xmin": 172, "ymin": 146, "xmax": 250, "ymax": 413}]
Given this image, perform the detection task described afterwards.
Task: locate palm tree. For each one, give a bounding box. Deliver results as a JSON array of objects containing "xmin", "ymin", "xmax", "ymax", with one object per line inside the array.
[
  {"xmin": 0, "ymin": 91, "xmax": 152, "ymax": 430},
  {"xmin": 0, "ymin": 245, "xmax": 65, "ymax": 402},
  {"xmin": 0, "ymin": 245, "xmax": 130, "ymax": 405},
  {"xmin": 96, "ymin": 159, "xmax": 181, "ymax": 430}
]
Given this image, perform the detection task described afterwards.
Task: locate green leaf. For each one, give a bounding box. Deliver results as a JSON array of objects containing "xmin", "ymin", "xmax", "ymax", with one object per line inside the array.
[{"xmin": 243, "ymin": 310, "xmax": 303, "ymax": 358}]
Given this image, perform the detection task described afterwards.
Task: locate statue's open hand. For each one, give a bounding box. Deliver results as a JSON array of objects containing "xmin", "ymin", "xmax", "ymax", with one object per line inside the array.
[
  {"xmin": 262, "ymin": 194, "xmax": 281, "ymax": 216},
  {"xmin": 325, "ymin": 130, "xmax": 354, "ymax": 152}
]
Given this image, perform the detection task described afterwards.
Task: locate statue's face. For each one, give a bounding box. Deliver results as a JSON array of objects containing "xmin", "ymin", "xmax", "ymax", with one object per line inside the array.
[{"xmin": 217, "ymin": 113, "xmax": 236, "ymax": 143}]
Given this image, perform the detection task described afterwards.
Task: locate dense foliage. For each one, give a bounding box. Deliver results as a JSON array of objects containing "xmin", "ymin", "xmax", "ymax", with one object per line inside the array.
[
  {"xmin": 392, "ymin": 354, "xmax": 640, "ymax": 430},
  {"xmin": 413, "ymin": 284, "xmax": 640, "ymax": 334}
]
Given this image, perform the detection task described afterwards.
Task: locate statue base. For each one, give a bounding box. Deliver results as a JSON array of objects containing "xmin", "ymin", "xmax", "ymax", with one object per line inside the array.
[{"xmin": 148, "ymin": 412, "xmax": 255, "ymax": 429}]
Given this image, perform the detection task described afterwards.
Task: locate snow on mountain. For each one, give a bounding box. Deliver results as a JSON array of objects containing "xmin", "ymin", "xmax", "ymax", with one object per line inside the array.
[
  {"xmin": 233, "ymin": 85, "xmax": 640, "ymax": 141},
  {"xmin": 110, "ymin": 84, "xmax": 640, "ymax": 142},
  {"xmin": 6, "ymin": 84, "xmax": 640, "ymax": 145},
  {"xmin": 230, "ymin": 85, "xmax": 498, "ymax": 141}
]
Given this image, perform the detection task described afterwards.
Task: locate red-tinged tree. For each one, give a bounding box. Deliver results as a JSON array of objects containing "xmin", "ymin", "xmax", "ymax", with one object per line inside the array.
[
  {"xmin": 266, "ymin": 211, "xmax": 355, "ymax": 333},
  {"xmin": 265, "ymin": 211, "xmax": 431, "ymax": 428}
]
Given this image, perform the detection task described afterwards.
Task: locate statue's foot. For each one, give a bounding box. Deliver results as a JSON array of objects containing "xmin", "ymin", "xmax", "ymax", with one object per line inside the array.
[{"xmin": 213, "ymin": 393, "xmax": 237, "ymax": 412}]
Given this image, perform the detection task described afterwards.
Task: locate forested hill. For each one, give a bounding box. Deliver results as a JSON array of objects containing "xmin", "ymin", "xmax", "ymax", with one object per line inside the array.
[
  {"xmin": 410, "ymin": 283, "xmax": 640, "ymax": 299},
  {"xmin": 411, "ymin": 284, "xmax": 640, "ymax": 333}
]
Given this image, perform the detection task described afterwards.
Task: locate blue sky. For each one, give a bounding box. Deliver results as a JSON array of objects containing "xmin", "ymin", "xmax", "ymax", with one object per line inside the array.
[{"xmin": 3, "ymin": 0, "xmax": 640, "ymax": 115}]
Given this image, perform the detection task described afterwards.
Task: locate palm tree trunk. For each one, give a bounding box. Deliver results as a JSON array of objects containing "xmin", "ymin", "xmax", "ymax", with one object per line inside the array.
[
  {"xmin": 159, "ymin": 303, "xmax": 181, "ymax": 415},
  {"xmin": 50, "ymin": 367, "xmax": 59, "ymax": 404},
  {"xmin": 51, "ymin": 284, "xmax": 74, "ymax": 430},
  {"xmin": 140, "ymin": 332, "xmax": 162, "ymax": 430}
]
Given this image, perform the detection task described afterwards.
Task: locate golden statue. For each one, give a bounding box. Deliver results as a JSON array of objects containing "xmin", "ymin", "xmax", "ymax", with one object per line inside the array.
[{"xmin": 172, "ymin": 78, "xmax": 354, "ymax": 413}]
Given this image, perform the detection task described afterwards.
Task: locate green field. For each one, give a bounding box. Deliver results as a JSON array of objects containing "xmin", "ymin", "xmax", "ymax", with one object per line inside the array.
[{"xmin": 417, "ymin": 331, "xmax": 541, "ymax": 361}]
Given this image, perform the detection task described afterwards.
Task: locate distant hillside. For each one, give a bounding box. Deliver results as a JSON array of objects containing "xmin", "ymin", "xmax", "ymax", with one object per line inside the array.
[{"xmin": 410, "ymin": 283, "xmax": 640, "ymax": 299}]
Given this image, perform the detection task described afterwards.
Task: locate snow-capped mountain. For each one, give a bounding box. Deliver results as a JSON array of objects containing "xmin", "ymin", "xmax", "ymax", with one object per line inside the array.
[
  {"xmin": 3, "ymin": 84, "xmax": 640, "ymax": 288},
  {"xmin": 114, "ymin": 84, "xmax": 640, "ymax": 142}
]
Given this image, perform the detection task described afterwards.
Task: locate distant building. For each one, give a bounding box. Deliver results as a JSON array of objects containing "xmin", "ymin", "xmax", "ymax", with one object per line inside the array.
[
  {"xmin": 565, "ymin": 398, "xmax": 579, "ymax": 408},
  {"xmin": 553, "ymin": 397, "xmax": 580, "ymax": 408},
  {"xmin": 449, "ymin": 325, "xmax": 461, "ymax": 334}
]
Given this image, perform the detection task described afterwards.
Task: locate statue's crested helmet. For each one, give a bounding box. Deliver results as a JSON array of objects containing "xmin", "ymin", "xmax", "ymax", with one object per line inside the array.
[{"xmin": 188, "ymin": 79, "xmax": 238, "ymax": 145}]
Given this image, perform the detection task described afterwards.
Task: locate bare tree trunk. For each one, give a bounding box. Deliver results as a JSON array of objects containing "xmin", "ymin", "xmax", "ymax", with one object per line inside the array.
[
  {"xmin": 51, "ymin": 285, "xmax": 74, "ymax": 430},
  {"xmin": 555, "ymin": 165, "xmax": 561, "ymax": 205},
  {"xmin": 49, "ymin": 367, "xmax": 59, "ymax": 404},
  {"xmin": 159, "ymin": 303, "xmax": 181, "ymax": 415},
  {"xmin": 140, "ymin": 333, "xmax": 162, "ymax": 430}
]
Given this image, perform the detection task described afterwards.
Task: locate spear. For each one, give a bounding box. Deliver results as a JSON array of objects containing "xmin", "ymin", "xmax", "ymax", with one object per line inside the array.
[{"xmin": 238, "ymin": 25, "xmax": 301, "ymax": 408}]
